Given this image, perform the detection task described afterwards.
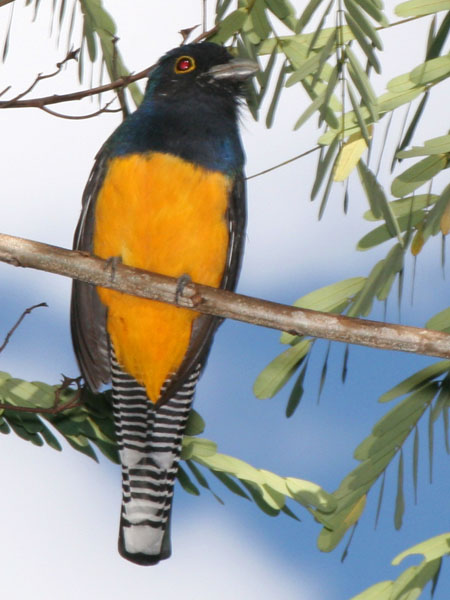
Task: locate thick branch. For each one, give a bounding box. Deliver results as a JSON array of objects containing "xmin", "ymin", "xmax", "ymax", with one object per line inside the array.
[{"xmin": 1, "ymin": 232, "xmax": 450, "ymax": 359}]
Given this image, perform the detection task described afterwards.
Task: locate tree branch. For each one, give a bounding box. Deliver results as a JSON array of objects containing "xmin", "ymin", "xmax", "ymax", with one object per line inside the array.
[
  {"xmin": 0, "ymin": 302, "xmax": 47, "ymax": 353},
  {"xmin": 0, "ymin": 25, "xmax": 218, "ymax": 111},
  {"xmin": 0, "ymin": 232, "xmax": 449, "ymax": 359},
  {"xmin": 0, "ymin": 68, "xmax": 151, "ymax": 109}
]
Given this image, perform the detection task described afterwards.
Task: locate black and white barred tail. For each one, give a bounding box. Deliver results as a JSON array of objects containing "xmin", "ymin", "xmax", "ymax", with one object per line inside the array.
[{"xmin": 111, "ymin": 353, "xmax": 200, "ymax": 565}]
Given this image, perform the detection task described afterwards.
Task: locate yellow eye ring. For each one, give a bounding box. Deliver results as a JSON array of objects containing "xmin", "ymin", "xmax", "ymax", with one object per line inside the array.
[{"xmin": 174, "ymin": 55, "xmax": 196, "ymax": 74}]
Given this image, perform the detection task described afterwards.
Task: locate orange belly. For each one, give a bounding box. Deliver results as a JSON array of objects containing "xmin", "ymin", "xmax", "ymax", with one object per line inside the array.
[{"xmin": 93, "ymin": 152, "xmax": 230, "ymax": 403}]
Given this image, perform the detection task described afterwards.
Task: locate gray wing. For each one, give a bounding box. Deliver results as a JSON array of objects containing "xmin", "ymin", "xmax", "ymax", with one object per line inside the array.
[{"xmin": 70, "ymin": 154, "xmax": 111, "ymax": 391}]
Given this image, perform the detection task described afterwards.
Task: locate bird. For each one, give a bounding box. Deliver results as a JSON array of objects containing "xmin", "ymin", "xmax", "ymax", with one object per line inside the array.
[{"xmin": 70, "ymin": 42, "xmax": 257, "ymax": 566}]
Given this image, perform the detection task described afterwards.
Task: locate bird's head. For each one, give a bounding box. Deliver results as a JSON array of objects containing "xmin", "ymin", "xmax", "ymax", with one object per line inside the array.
[{"xmin": 144, "ymin": 42, "xmax": 258, "ymax": 105}]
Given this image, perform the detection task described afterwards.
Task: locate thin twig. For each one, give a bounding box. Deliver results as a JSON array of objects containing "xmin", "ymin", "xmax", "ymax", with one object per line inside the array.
[
  {"xmin": 1, "ymin": 232, "xmax": 450, "ymax": 360},
  {"xmin": 39, "ymin": 99, "xmax": 120, "ymax": 120},
  {"xmin": 111, "ymin": 36, "xmax": 129, "ymax": 119},
  {"xmin": 0, "ymin": 375, "xmax": 83, "ymax": 414},
  {"xmin": 0, "ymin": 48, "xmax": 79, "ymax": 108},
  {"xmin": 0, "ymin": 302, "xmax": 47, "ymax": 354},
  {"xmin": 0, "ymin": 23, "xmax": 218, "ymax": 111},
  {"xmin": 246, "ymin": 146, "xmax": 321, "ymax": 180},
  {"xmin": 0, "ymin": 393, "xmax": 82, "ymax": 414},
  {"xmin": 179, "ymin": 25, "xmax": 200, "ymax": 44},
  {"xmin": 191, "ymin": 24, "xmax": 218, "ymax": 43}
]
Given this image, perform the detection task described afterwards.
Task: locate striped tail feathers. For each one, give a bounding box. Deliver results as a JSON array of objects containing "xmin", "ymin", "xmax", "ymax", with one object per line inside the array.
[{"xmin": 111, "ymin": 354, "xmax": 200, "ymax": 565}]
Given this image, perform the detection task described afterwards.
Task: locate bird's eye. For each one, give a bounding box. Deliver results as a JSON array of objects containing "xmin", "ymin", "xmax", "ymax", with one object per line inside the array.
[{"xmin": 174, "ymin": 56, "xmax": 196, "ymax": 74}]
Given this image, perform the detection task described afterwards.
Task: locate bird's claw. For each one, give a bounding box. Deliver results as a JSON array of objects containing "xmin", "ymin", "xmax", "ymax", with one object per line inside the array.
[{"xmin": 175, "ymin": 274, "xmax": 192, "ymax": 305}]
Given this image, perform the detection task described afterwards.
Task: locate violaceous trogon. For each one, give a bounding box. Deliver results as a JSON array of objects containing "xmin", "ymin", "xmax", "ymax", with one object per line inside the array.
[{"xmin": 70, "ymin": 42, "xmax": 257, "ymax": 565}]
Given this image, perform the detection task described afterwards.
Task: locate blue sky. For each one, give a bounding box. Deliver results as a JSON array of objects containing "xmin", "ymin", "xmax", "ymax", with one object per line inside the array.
[{"xmin": 0, "ymin": 2, "xmax": 449, "ymax": 599}]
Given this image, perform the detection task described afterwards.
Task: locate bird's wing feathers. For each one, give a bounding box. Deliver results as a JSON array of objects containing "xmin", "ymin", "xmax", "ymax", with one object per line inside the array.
[{"xmin": 70, "ymin": 153, "xmax": 111, "ymax": 391}]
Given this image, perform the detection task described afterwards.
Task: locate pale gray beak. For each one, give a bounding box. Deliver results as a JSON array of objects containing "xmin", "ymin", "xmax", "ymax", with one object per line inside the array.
[{"xmin": 207, "ymin": 57, "xmax": 259, "ymax": 81}]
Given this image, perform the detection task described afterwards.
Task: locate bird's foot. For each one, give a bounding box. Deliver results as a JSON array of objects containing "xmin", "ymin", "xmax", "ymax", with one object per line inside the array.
[
  {"xmin": 175, "ymin": 274, "xmax": 192, "ymax": 305},
  {"xmin": 106, "ymin": 256, "xmax": 122, "ymax": 283}
]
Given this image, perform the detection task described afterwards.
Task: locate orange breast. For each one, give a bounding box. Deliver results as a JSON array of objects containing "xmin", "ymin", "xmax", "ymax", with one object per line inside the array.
[{"xmin": 93, "ymin": 152, "xmax": 230, "ymax": 403}]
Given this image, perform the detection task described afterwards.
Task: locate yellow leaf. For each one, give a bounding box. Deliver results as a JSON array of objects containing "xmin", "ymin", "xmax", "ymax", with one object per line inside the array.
[
  {"xmin": 344, "ymin": 494, "xmax": 367, "ymax": 528},
  {"xmin": 411, "ymin": 225, "xmax": 424, "ymax": 255},
  {"xmin": 334, "ymin": 130, "xmax": 371, "ymax": 182},
  {"xmin": 440, "ymin": 198, "xmax": 450, "ymax": 235}
]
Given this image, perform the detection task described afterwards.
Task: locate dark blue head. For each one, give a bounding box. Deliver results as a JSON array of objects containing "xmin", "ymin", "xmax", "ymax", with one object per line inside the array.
[{"xmin": 107, "ymin": 43, "xmax": 257, "ymax": 175}]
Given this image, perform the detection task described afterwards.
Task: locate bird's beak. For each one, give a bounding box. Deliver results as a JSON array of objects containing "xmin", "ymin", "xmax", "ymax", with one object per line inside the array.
[{"xmin": 207, "ymin": 57, "xmax": 259, "ymax": 81}]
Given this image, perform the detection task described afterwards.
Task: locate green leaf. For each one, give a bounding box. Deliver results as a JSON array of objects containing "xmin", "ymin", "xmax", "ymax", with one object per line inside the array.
[
  {"xmin": 344, "ymin": 11, "xmax": 381, "ymax": 73},
  {"xmin": 374, "ymin": 471, "xmax": 385, "ymax": 528},
  {"xmin": 378, "ymin": 87, "xmax": 424, "ymax": 113},
  {"xmin": 409, "ymin": 54, "xmax": 450, "ymax": 85},
  {"xmin": 396, "ymin": 0, "xmax": 450, "ymax": 18},
  {"xmin": 64, "ymin": 434, "xmax": 98, "ymax": 461},
  {"xmin": 391, "ymin": 155, "xmax": 447, "ymax": 198},
  {"xmin": 394, "ymin": 451, "xmax": 405, "ymax": 530},
  {"xmin": 346, "ymin": 46, "xmax": 379, "ymax": 121},
  {"xmin": 412, "ymin": 427, "xmax": 419, "ymax": 504},
  {"xmin": 426, "ymin": 306, "xmax": 450, "ymax": 333},
  {"xmin": 294, "ymin": 277, "xmax": 367, "ymax": 312},
  {"xmin": 286, "ymin": 50, "xmax": 323, "ymax": 86},
  {"xmin": 296, "ymin": 0, "xmax": 325, "ymax": 34},
  {"xmin": 356, "ymin": 0, "xmax": 387, "ymax": 24},
  {"xmin": 285, "ymin": 360, "xmax": 307, "ymax": 417},
  {"xmin": 349, "ymin": 581, "xmax": 393, "ymax": 600},
  {"xmin": 177, "ymin": 464, "xmax": 200, "ymax": 496},
  {"xmin": 307, "ymin": 0, "xmax": 333, "ymax": 53},
  {"xmin": 210, "ymin": 8, "xmax": 248, "ymax": 43},
  {"xmin": 393, "ymin": 532, "xmax": 450, "ymax": 564},
  {"xmin": 253, "ymin": 339, "xmax": 311, "ymax": 399},
  {"xmin": 427, "ymin": 10, "xmax": 450, "ymax": 59},
  {"xmin": 281, "ymin": 37, "xmax": 307, "ymax": 69},
  {"xmin": 247, "ymin": 0, "xmax": 271, "ymax": 42},
  {"xmin": 181, "ymin": 436, "xmax": 217, "ymax": 460},
  {"xmin": 428, "ymin": 403, "xmax": 434, "ymax": 483},
  {"xmin": 184, "ymin": 409, "xmax": 205, "ymax": 436},
  {"xmin": 265, "ymin": 0, "xmax": 293, "ymax": 21},
  {"xmin": 186, "ymin": 460, "xmax": 223, "ymax": 503},
  {"xmin": 423, "ymin": 183, "xmax": 450, "ymax": 237},
  {"xmin": 210, "ymin": 470, "xmax": 250, "ymax": 499},
  {"xmin": 265, "ymin": 59, "xmax": 287, "ymax": 128},
  {"xmin": 216, "ymin": 0, "xmax": 234, "ymax": 22},
  {"xmin": 293, "ymin": 90, "xmax": 326, "ymax": 129},
  {"xmin": 374, "ymin": 384, "xmax": 438, "ymax": 435},
  {"xmin": 347, "ymin": 244, "xmax": 404, "ymax": 317},
  {"xmin": 344, "ymin": 0, "xmax": 383, "ymax": 49},
  {"xmin": 311, "ymin": 135, "xmax": 340, "ymax": 199},
  {"xmin": 257, "ymin": 44, "xmax": 277, "ymax": 105},
  {"xmin": 346, "ymin": 82, "xmax": 372, "ymax": 149},
  {"xmin": 311, "ymin": 27, "xmax": 337, "ymax": 89},
  {"xmin": 397, "ymin": 133, "xmax": 450, "ymax": 158},
  {"xmin": 379, "ymin": 361, "xmax": 450, "ymax": 403},
  {"xmin": 286, "ymin": 477, "xmax": 337, "ymax": 512},
  {"xmin": 357, "ymin": 211, "xmax": 423, "ymax": 250},
  {"xmin": 317, "ymin": 343, "xmax": 330, "ymax": 402},
  {"xmin": 363, "ymin": 194, "xmax": 438, "ymax": 221},
  {"xmin": 394, "ymin": 92, "xmax": 429, "ymax": 159},
  {"xmin": 358, "ymin": 161, "xmax": 402, "ymax": 240}
]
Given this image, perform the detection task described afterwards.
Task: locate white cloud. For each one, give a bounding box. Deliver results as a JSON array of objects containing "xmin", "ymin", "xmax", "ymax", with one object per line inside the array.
[{"xmin": 0, "ymin": 433, "xmax": 326, "ymax": 600}]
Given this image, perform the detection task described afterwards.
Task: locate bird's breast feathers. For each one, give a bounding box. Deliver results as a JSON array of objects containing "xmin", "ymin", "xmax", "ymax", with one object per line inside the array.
[{"xmin": 93, "ymin": 152, "xmax": 231, "ymax": 403}]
